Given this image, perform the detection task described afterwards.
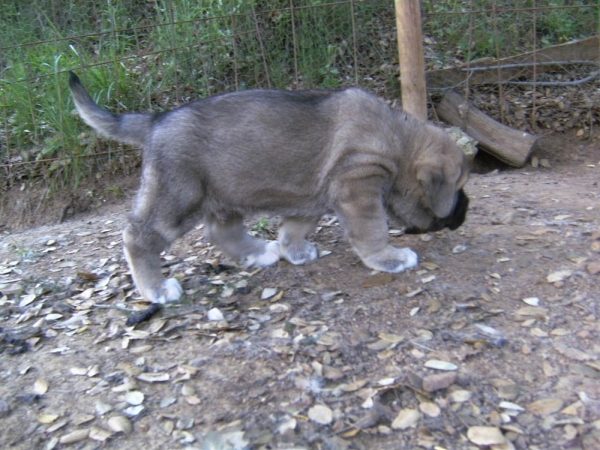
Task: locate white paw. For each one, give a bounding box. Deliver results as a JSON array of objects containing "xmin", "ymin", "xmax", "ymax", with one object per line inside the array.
[
  {"xmin": 154, "ymin": 278, "xmax": 183, "ymax": 304},
  {"xmin": 362, "ymin": 246, "xmax": 419, "ymax": 273},
  {"xmin": 243, "ymin": 241, "xmax": 281, "ymax": 268},
  {"xmin": 281, "ymin": 241, "xmax": 319, "ymax": 265}
]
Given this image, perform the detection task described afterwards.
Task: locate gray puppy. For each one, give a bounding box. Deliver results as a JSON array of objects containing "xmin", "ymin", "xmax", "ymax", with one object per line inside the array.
[{"xmin": 69, "ymin": 72, "xmax": 468, "ymax": 303}]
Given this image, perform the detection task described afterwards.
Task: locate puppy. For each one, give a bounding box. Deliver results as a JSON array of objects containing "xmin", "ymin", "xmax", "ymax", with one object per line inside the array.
[{"xmin": 69, "ymin": 72, "xmax": 468, "ymax": 303}]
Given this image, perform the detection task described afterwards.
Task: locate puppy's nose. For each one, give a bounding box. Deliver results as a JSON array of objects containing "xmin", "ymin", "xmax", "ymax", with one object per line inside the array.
[{"xmin": 404, "ymin": 190, "xmax": 469, "ymax": 234}]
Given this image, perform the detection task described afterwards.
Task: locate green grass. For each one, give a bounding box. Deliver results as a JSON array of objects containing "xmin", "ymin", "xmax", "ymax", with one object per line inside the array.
[
  {"xmin": 423, "ymin": 0, "xmax": 597, "ymax": 63},
  {"xmin": 1, "ymin": 0, "xmax": 597, "ymax": 192}
]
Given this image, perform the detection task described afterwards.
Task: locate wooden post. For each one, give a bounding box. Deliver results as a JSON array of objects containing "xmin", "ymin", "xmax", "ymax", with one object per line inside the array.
[{"xmin": 395, "ymin": 0, "xmax": 427, "ymax": 121}]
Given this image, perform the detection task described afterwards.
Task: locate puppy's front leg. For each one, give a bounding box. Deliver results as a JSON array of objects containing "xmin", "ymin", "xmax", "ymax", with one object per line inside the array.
[{"xmin": 335, "ymin": 182, "xmax": 417, "ymax": 273}]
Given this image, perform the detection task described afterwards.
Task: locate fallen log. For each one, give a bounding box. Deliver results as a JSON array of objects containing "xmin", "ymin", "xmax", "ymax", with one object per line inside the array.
[
  {"xmin": 426, "ymin": 36, "xmax": 599, "ymax": 90},
  {"xmin": 436, "ymin": 90, "xmax": 539, "ymax": 167}
]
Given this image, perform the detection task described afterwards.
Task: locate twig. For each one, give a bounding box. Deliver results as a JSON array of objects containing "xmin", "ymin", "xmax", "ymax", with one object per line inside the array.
[
  {"xmin": 460, "ymin": 60, "xmax": 599, "ymax": 72},
  {"xmin": 498, "ymin": 70, "xmax": 600, "ymax": 86}
]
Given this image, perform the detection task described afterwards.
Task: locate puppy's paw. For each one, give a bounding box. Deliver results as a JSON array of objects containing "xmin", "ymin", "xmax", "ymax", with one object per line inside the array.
[
  {"xmin": 362, "ymin": 246, "xmax": 418, "ymax": 273},
  {"xmin": 280, "ymin": 241, "xmax": 319, "ymax": 266},
  {"xmin": 153, "ymin": 278, "xmax": 183, "ymax": 304},
  {"xmin": 243, "ymin": 241, "xmax": 281, "ymax": 268}
]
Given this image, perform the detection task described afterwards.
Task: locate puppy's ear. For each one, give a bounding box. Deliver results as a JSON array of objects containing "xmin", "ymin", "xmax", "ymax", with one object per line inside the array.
[{"xmin": 416, "ymin": 163, "xmax": 457, "ymax": 218}]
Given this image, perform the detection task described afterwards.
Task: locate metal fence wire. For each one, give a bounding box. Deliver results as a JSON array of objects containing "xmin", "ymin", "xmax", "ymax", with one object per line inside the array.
[{"xmin": 1, "ymin": 0, "xmax": 598, "ymax": 189}]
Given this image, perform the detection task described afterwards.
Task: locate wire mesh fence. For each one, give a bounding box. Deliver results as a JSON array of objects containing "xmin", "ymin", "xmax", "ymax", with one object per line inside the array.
[{"xmin": 1, "ymin": 0, "xmax": 598, "ymax": 191}]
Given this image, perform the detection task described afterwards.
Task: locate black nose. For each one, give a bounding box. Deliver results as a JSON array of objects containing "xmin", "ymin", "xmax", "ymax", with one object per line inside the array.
[{"xmin": 405, "ymin": 189, "xmax": 469, "ymax": 234}]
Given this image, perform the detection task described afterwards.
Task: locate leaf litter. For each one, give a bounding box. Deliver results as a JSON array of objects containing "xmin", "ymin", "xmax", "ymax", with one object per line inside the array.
[{"xmin": 0, "ymin": 135, "xmax": 600, "ymax": 449}]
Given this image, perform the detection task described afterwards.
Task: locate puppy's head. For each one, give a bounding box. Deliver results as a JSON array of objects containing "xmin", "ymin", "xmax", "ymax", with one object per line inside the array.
[{"xmin": 389, "ymin": 127, "xmax": 469, "ymax": 234}]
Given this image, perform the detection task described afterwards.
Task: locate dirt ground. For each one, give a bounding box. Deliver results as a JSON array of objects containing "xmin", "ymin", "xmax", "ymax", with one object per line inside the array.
[{"xmin": 1, "ymin": 130, "xmax": 600, "ymax": 450}]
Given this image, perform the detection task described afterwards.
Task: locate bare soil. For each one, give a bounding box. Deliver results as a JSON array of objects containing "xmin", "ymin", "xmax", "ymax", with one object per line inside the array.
[{"xmin": 1, "ymin": 130, "xmax": 600, "ymax": 450}]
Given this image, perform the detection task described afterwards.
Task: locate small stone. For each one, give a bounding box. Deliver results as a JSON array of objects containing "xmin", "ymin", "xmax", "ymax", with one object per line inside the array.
[
  {"xmin": 587, "ymin": 262, "xmax": 600, "ymax": 275},
  {"xmin": 125, "ymin": 391, "xmax": 144, "ymax": 406},
  {"xmin": 176, "ymin": 417, "xmax": 195, "ymax": 430},
  {"xmin": 0, "ymin": 400, "xmax": 10, "ymax": 418},
  {"xmin": 547, "ymin": 270, "xmax": 572, "ymax": 283},
  {"xmin": 207, "ymin": 308, "xmax": 224, "ymax": 321},
  {"xmin": 391, "ymin": 408, "xmax": 421, "ymax": 430},
  {"xmin": 261, "ymin": 288, "xmax": 278, "ymax": 300},
  {"xmin": 308, "ymin": 404, "xmax": 333, "ymax": 425},
  {"xmin": 491, "ymin": 379, "xmax": 519, "ymax": 400},
  {"xmin": 467, "ymin": 426, "xmax": 506, "ymax": 446},
  {"xmin": 107, "ymin": 416, "xmax": 133, "ymax": 434},
  {"xmin": 423, "ymin": 372, "xmax": 457, "ymax": 392}
]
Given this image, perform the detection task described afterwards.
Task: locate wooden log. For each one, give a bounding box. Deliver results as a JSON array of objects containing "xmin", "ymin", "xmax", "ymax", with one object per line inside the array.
[
  {"xmin": 436, "ymin": 90, "xmax": 539, "ymax": 167},
  {"xmin": 427, "ymin": 36, "xmax": 599, "ymax": 90},
  {"xmin": 395, "ymin": 0, "xmax": 427, "ymax": 121}
]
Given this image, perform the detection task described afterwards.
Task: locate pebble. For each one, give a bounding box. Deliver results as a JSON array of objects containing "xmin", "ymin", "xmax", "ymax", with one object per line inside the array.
[
  {"xmin": 423, "ymin": 372, "xmax": 457, "ymax": 392},
  {"xmin": 308, "ymin": 404, "xmax": 333, "ymax": 425}
]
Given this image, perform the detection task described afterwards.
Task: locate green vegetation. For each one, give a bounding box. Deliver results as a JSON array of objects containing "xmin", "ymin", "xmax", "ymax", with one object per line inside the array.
[
  {"xmin": 423, "ymin": 0, "xmax": 597, "ymax": 64},
  {"xmin": 1, "ymin": 0, "xmax": 597, "ymax": 191}
]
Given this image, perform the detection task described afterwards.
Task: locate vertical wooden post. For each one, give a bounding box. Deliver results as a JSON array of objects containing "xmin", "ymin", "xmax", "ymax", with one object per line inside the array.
[{"xmin": 395, "ymin": 0, "xmax": 427, "ymax": 121}]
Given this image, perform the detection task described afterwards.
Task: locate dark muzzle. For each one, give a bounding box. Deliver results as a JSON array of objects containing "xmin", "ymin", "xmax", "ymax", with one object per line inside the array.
[{"xmin": 405, "ymin": 189, "xmax": 469, "ymax": 234}]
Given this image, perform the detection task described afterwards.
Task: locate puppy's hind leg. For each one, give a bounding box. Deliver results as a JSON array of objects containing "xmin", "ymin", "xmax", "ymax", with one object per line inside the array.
[
  {"xmin": 123, "ymin": 221, "xmax": 184, "ymax": 304},
  {"xmin": 278, "ymin": 216, "xmax": 320, "ymax": 265},
  {"xmin": 205, "ymin": 213, "xmax": 281, "ymax": 268}
]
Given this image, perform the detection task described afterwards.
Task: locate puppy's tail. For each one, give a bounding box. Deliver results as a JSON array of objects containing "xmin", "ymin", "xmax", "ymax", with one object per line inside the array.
[{"xmin": 68, "ymin": 71, "xmax": 150, "ymax": 147}]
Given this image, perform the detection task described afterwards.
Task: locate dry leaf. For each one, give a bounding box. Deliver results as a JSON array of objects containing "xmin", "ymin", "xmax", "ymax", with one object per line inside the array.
[
  {"xmin": 361, "ymin": 273, "xmax": 394, "ymax": 287},
  {"xmin": 391, "ymin": 409, "xmax": 421, "ymax": 430},
  {"xmin": 33, "ymin": 378, "xmax": 49, "ymax": 395},
  {"xmin": 137, "ymin": 372, "xmax": 170, "ymax": 383},
  {"xmin": 424, "ymin": 360, "xmax": 458, "ymax": 371},
  {"xmin": 59, "ymin": 429, "xmax": 89, "ymax": 444},
  {"xmin": 38, "ymin": 413, "xmax": 59, "ymax": 424},
  {"xmin": 467, "ymin": 426, "xmax": 506, "ymax": 446},
  {"xmin": 526, "ymin": 398, "xmax": 564, "ymax": 416}
]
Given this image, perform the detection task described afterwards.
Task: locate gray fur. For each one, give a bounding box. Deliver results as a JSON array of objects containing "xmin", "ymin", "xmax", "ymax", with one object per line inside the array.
[{"xmin": 68, "ymin": 72, "xmax": 469, "ymax": 303}]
